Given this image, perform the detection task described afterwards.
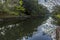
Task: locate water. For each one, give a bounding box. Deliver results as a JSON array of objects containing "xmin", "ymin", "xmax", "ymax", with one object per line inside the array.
[
  {"xmin": 0, "ymin": 0, "xmax": 60, "ymax": 40},
  {"xmin": 0, "ymin": 17, "xmax": 57, "ymax": 40},
  {"xmin": 0, "ymin": 17, "xmax": 45, "ymax": 40},
  {"xmin": 21, "ymin": 17, "xmax": 57, "ymax": 40},
  {"xmin": 37, "ymin": 17, "xmax": 57, "ymax": 40}
]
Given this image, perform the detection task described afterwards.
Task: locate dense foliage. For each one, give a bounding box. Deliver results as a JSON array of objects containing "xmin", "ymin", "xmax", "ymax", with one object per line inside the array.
[
  {"xmin": 23, "ymin": 0, "xmax": 49, "ymax": 16},
  {"xmin": 0, "ymin": 0, "xmax": 49, "ymax": 17},
  {"xmin": 0, "ymin": 0, "xmax": 25, "ymax": 16},
  {"xmin": 52, "ymin": 5, "xmax": 60, "ymax": 25}
]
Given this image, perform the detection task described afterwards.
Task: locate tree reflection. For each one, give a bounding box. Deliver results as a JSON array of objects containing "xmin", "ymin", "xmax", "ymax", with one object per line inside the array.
[{"xmin": 0, "ymin": 18, "xmax": 45, "ymax": 40}]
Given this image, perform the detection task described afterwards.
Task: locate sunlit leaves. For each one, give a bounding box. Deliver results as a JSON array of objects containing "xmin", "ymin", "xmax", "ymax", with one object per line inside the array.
[
  {"xmin": 19, "ymin": 0, "xmax": 23, "ymax": 6},
  {"xmin": 0, "ymin": 0, "xmax": 25, "ymax": 16},
  {"xmin": 14, "ymin": 0, "xmax": 25, "ymax": 15}
]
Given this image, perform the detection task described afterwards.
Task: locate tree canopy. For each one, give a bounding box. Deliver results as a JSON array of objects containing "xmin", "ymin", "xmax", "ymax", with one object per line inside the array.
[
  {"xmin": 0, "ymin": 0, "xmax": 49, "ymax": 17},
  {"xmin": 23, "ymin": 0, "xmax": 49, "ymax": 17},
  {"xmin": 0, "ymin": 0, "xmax": 25, "ymax": 16},
  {"xmin": 52, "ymin": 5, "xmax": 60, "ymax": 25}
]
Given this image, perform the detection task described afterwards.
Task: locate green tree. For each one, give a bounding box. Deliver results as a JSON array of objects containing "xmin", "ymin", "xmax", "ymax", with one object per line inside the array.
[
  {"xmin": 14, "ymin": 0, "xmax": 25, "ymax": 16},
  {"xmin": 23, "ymin": 0, "xmax": 49, "ymax": 17},
  {"xmin": 0, "ymin": 0, "xmax": 25, "ymax": 16},
  {"xmin": 52, "ymin": 5, "xmax": 60, "ymax": 25}
]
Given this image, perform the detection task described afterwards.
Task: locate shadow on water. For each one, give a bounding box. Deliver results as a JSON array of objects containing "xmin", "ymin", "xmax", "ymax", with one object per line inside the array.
[{"xmin": 0, "ymin": 17, "xmax": 46, "ymax": 40}]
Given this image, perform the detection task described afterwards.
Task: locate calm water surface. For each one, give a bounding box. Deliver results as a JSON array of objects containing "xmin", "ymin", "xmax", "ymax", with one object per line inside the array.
[{"xmin": 0, "ymin": 17, "xmax": 52, "ymax": 40}]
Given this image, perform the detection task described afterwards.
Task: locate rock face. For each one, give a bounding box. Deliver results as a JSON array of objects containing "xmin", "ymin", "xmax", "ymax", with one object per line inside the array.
[
  {"xmin": 38, "ymin": 0, "xmax": 60, "ymax": 12},
  {"xmin": 56, "ymin": 27, "xmax": 60, "ymax": 40}
]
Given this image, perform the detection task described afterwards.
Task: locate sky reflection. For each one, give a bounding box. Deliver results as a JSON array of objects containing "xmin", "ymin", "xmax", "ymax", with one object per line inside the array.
[{"xmin": 22, "ymin": 31, "xmax": 52, "ymax": 40}]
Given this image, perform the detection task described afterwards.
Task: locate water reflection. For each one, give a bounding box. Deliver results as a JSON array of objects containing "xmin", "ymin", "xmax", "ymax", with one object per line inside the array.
[
  {"xmin": 22, "ymin": 17, "xmax": 56, "ymax": 40},
  {"xmin": 0, "ymin": 18, "xmax": 45, "ymax": 40},
  {"xmin": 27, "ymin": 34, "xmax": 51, "ymax": 40}
]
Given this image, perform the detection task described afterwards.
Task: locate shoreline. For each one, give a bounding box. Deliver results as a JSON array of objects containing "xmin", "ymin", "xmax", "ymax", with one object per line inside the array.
[{"xmin": 0, "ymin": 15, "xmax": 44, "ymax": 21}]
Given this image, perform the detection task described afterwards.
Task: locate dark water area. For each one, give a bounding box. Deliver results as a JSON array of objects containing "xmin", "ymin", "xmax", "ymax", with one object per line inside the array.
[{"xmin": 0, "ymin": 17, "xmax": 52, "ymax": 40}]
